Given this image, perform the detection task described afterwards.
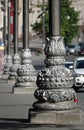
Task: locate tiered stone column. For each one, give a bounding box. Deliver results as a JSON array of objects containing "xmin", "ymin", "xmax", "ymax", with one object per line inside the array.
[
  {"xmin": 13, "ymin": 0, "xmax": 36, "ymax": 94},
  {"xmin": 29, "ymin": 0, "xmax": 81, "ymax": 124},
  {"xmin": 8, "ymin": 0, "xmax": 21, "ymax": 83}
]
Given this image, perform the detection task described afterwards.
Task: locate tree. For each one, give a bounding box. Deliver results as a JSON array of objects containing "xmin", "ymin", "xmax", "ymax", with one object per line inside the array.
[
  {"xmin": 60, "ymin": 0, "xmax": 79, "ymax": 45},
  {"xmin": 31, "ymin": 0, "xmax": 79, "ymax": 45}
]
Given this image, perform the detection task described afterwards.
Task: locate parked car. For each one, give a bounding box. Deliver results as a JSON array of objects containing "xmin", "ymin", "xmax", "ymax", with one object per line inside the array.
[
  {"xmin": 73, "ymin": 57, "xmax": 84, "ymax": 89},
  {"xmin": 78, "ymin": 42, "xmax": 84, "ymax": 48},
  {"xmin": 66, "ymin": 44, "xmax": 80, "ymax": 55},
  {"xmin": 79, "ymin": 47, "xmax": 84, "ymax": 55},
  {"xmin": 78, "ymin": 42, "xmax": 84, "ymax": 55},
  {"xmin": 74, "ymin": 45, "xmax": 80, "ymax": 55},
  {"xmin": 66, "ymin": 45, "xmax": 76, "ymax": 54},
  {"xmin": 65, "ymin": 61, "xmax": 73, "ymax": 70}
]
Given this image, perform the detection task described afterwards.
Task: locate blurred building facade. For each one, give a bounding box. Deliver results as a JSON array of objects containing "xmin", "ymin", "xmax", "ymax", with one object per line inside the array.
[
  {"xmin": 0, "ymin": 0, "xmax": 84, "ymax": 43},
  {"xmin": 72, "ymin": 0, "xmax": 84, "ymax": 43}
]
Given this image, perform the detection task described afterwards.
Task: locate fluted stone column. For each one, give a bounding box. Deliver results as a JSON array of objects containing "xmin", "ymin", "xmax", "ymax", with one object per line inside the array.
[
  {"xmin": 29, "ymin": 0, "xmax": 82, "ymax": 124},
  {"xmin": 13, "ymin": 0, "xmax": 36, "ymax": 94},
  {"xmin": 3, "ymin": 0, "xmax": 12, "ymax": 79},
  {"xmin": 8, "ymin": 0, "xmax": 21, "ymax": 83}
]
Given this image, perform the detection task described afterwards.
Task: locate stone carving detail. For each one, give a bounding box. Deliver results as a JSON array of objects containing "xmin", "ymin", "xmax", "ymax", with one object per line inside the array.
[
  {"xmin": 14, "ymin": 48, "xmax": 36, "ymax": 88},
  {"xmin": 8, "ymin": 53, "xmax": 21, "ymax": 80},
  {"xmin": 34, "ymin": 89, "xmax": 76, "ymax": 103},
  {"xmin": 3, "ymin": 55, "xmax": 12, "ymax": 75},
  {"xmin": 36, "ymin": 66, "xmax": 73, "ymax": 89},
  {"xmin": 44, "ymin": 36, "xmax": 66, "ymax": 56},
  {"xmin": 33, "ymin": 36, "xmax": 77, "ymax": 111}
]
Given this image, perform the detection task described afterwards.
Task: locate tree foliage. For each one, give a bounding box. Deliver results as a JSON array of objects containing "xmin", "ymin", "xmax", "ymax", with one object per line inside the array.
[
  {"xmin": 60, "ymin": 0, "xmax": 79, "ymax": 45},
  {"xmin": 31, "ymin": 0, "xmax": 79, "ymax": 45}
]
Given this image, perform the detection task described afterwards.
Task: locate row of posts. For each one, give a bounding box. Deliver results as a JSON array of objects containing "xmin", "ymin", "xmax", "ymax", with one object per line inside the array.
[{"xmin": 2, "ymin": 0, "xmax": 80, "ymax": 124}]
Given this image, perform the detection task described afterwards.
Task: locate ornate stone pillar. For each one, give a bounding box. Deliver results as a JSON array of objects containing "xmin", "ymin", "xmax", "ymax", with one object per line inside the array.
[
  {"xmin": 3, "ymin": 0, "xmax": 12, "ymax": 79},
  {"xmin": 8, "ymin": 53, "xmax": 21, "ymax": 83},
  {"xmin": 3, "ymin": 55, "xmax": 12, "ymax": 76},
  {"xmin": 33, "ymin": 36, "xmax": 77, "ymax": 110},
  {"xmin": 13, "ymin": 0, "xmax": 36, "ymax": 94},
  {"xmin": 29, "ymin": 0, "xmax": 81, "ymax": 124},
  {"xmin": 8, "ymin": 0, "xmax": 21, "ymax": 83}
]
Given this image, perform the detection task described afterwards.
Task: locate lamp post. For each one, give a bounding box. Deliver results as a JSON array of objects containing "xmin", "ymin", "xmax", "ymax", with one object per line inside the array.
[
  {"xmin": 0, "ymin": 1, "xmax": 6, "ymax": 53},
  {"xmin": 29, "ymin": 0, "xmax": 80, "ymax": 124},
  {"xmin": 3, "ymin": 0, "xmax": 12, "ymax": 78},
  {"xmin": 42, "ymin": 0, "xmax": 46, "ymax": 48},
  {"xmin": 8, "ymin": 0, "xmax": 21, "ymax": 82},
  {"xmin": 3, "ymin": 0, "xmax": 6, "ymax": 55},
  {"xmin": 23, "ymin": 0, "xmax": 29, "ymax": 49},
  {"xmin": 13, "ymin": 0, "xmax": 36, "ymax": 94},
  {"xmin": 49, "ymin": 0, "xmax": 60, "ymax": 36},
  {"xmin": 0, "ymin": 0, "xmax": 7, "ymax": 73}
]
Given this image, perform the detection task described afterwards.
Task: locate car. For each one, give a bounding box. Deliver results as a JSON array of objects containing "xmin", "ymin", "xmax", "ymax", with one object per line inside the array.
[
  {"xmin": 73, "ymin": 57, "xmax": 84, "ymax": 89},
  {"xmin": 78, "ymin": 42, "xmax": 84, "ymax": 48},
  {"xmin": 66, "ymin": 45, "xmax": 76, "ymax": 54},
  {"xmin": 78, "ymin": 42, "xmax": 84, "ymax": 55},
  {"xmin": 66, "ymin": 44, "xmax": 80, "ymax": 55},
  {"xmin": 79, "ymin": 47, "xmax": 84, "ymax": 55},
  {"xmin": 74, "ymin": 45, "xmax": 80, "ymax": 55},
  {"xmin": 65, "ymin": 61, "xmax": 73, "ymax": 70}
]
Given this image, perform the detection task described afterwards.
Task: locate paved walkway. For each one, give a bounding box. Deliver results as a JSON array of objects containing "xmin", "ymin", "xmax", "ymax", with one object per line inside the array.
[
  {"xmin": 0, "ymin": 78, "xmax": 84, "ymax": 130},
  {"xmin": 0, "ymin": 51, "xmax": 84, "ymax": 130}
]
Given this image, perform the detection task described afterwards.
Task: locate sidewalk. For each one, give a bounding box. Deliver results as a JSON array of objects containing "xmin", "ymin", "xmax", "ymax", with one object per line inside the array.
[
  {"xmin": 0, "ymin": 52, "xmax": 84, "ymax": 130},
  {"xmin": 0, "ymin": 79, "xmax": 84, "ymax": 130}
]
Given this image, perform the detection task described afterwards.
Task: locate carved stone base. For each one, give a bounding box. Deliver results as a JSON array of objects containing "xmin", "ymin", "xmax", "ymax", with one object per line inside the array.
[
  {"xmin": 33, "ymin": 100, "xmax": 77, "ymax": 111},
  {"xmin": 2, "ymin": 74, "xmax": 9, "ymax": 80},
  {"xmin": 13, "ymin": 48, "xmax": 36, "ymax": 94},
  {"xmin": 29, "ymin": 108, "xmax": 83, "ymax": 124},
  {"xmin": 8, "ymin": 79, "xmax": 16, "ymax": 84},
  {"xmin": 13, "ymin": 86, "xmax": 36, "ymax": 94}
]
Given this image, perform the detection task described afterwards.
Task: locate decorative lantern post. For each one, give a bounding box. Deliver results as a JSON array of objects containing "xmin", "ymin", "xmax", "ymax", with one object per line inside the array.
[
  {"xmin": 8, "ymin": 0, "xmax": 21, "ymax": 83},
  {"xmin": 3, "ymin": 0, "xmax": 12, "ymax": 78},
  {"xmin": 29, "ymin": 0, "xmax": 81, "ymax": 124},
  {"xmin": 3, "ymin": 0, "xmax": 7, "ymax": 56},
  {"xmin": 13, "ymin": 0, "xmax": 36, "ymax": 94}
]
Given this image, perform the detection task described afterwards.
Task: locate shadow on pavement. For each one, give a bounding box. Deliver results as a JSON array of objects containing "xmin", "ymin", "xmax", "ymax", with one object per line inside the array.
[{"xmin": 0, "ymin": 118, "xmax": 77, "ymax": 130}]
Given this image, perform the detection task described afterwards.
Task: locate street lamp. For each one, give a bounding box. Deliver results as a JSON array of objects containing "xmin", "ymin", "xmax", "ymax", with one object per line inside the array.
[
  {"xmin": 3, "ymin": 0, "xmax": 12, "ymax": 78},
  {"xmin": 29, "ymin": 0, "xmax": 79, "ymax": 124},
  {"xmin": 13, "ymin": 0, "xmax": 36, "ymax": 94},
  {"xmin": 1, "ymin": 0, "xmax": 7, "ymax": 55},
  {"xmin": 8, "ymin": 0, "xmax": 21, "ymax": 82},
  {"xmin": 42, "ymin": 0, "xmax": 46, "ymax": 48}
]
